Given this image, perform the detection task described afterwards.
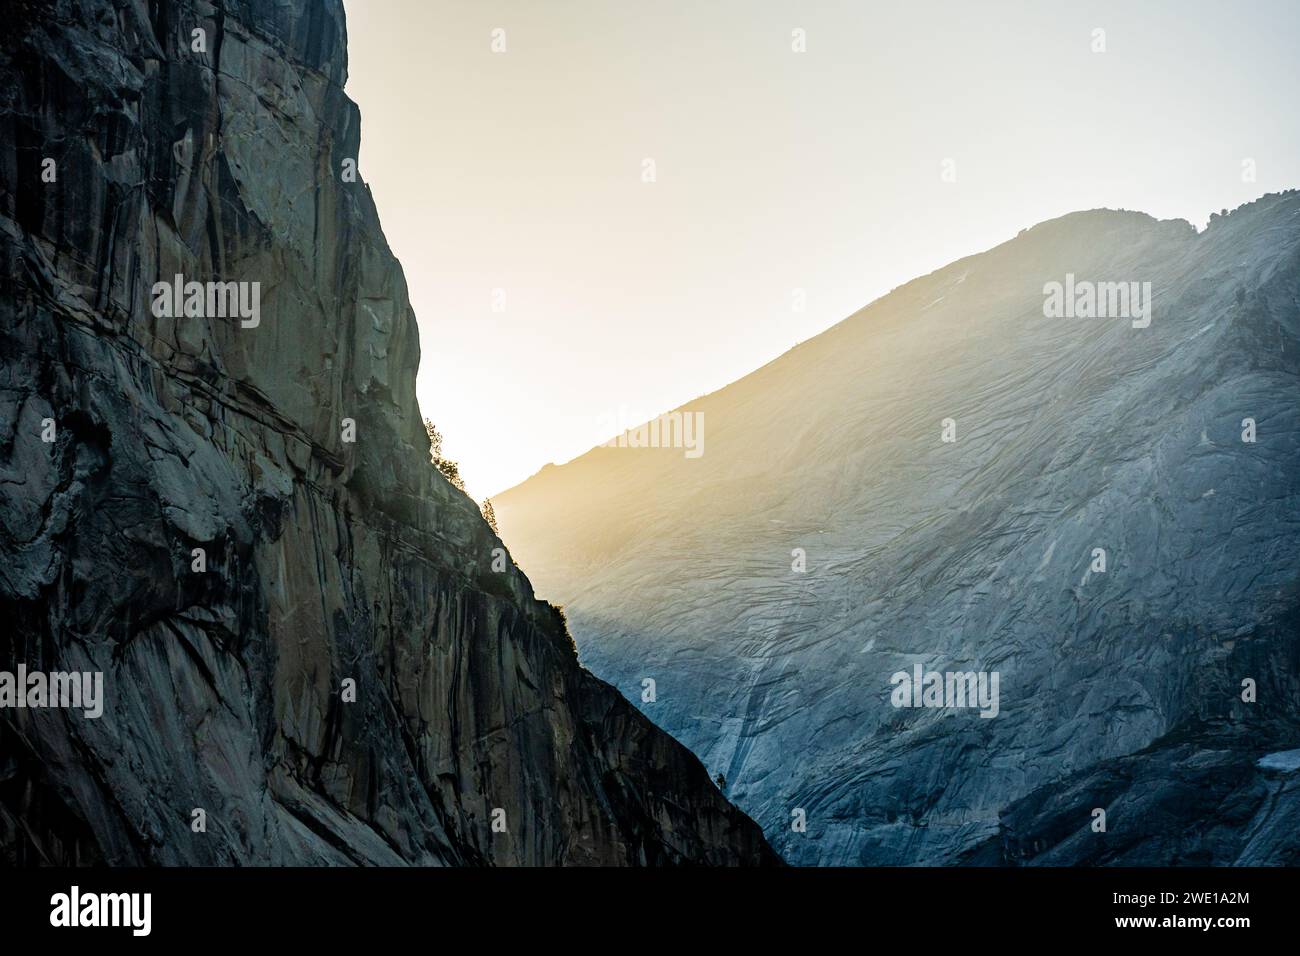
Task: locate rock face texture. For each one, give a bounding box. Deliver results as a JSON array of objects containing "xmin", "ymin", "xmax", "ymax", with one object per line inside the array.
[
  {"xmin": 494, "ymin": 195, "xmax": 1300, "ymax": 865},
  {"xmin": 0, "ymin": 0, "xmax": 777, "ymax": 866}
]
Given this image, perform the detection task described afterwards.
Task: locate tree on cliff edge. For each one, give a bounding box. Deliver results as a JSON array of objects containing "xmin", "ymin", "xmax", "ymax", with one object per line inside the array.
[{"xmin": 423, "ymin": 418, "xmax": 465, "ymax": 492}]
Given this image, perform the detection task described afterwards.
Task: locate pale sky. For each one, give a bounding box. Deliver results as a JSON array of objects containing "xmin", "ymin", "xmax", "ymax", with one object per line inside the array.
[{"xmin": 342, "ymin": 0, "xmax": 1300, "ymax": 500}]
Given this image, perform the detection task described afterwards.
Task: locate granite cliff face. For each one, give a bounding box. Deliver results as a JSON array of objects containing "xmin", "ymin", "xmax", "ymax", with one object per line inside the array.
[
  {"xmin": 495, "ymin": 196, "xmax": 1300, "ymax": 865},
  {"xmin": 0, "ymin": 0, "xmax": 777, "ymax": 866}
]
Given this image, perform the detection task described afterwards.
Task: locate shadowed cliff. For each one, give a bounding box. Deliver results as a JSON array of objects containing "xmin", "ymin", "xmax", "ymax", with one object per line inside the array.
[{"xmin": 0, "ymin": 0, "xmax": 778, "ymax": 866}]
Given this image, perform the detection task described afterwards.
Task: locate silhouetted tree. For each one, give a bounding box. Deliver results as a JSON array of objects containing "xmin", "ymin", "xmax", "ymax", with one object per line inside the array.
[
  {"xmin": 481, "ymin": 498, "xmax": 499, "ymax": 534},
  {"xmin": 423, "ymin": 418, "xmax": 465, "ymax": 492},
  {"xmin": 550, "ymin": 603, "xmax": 578, "ymax": 657},
  {"xmin": 423, "ymin": 418, "xmax": 443, "ymax": 458}
]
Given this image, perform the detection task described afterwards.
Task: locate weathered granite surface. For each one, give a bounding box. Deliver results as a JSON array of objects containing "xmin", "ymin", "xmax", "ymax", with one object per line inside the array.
[
  {"xmin": 495, "ymin": 196, "xmax": 1300, "ymax": 865},
  {"xmin": 0, "ymin": 0, "xmax": 778, "ymax": 866}
]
